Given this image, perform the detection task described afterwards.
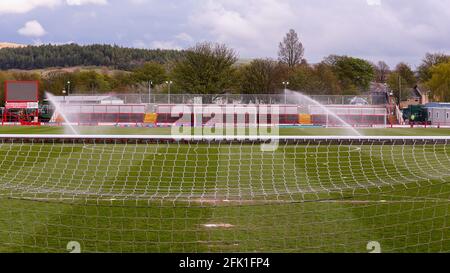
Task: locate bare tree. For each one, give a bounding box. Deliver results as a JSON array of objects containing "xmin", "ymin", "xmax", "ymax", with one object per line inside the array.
[
  {"xmin": 375, "ymin": 61, "xmax": 390, "ymax": 83},
  {"xmin": 278, "ymin": 29, "xmax": 305, "ymax": 68}
]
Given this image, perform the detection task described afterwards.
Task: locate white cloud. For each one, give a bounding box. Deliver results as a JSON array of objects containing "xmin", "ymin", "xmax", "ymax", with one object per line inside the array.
[
  {"xmin": 367, "ymin": 0, "xmax": 381, "ymax": 6},
  {"xmin": 151, "ymin": 41, "xmax": 182, "ymax": 50},
  {"xmin": 2, "ymin": 0, "xmax": 450, "ymax": 67},
  {"xmin": 0, "ymin": 0, "xmax": 107, "ymax": 14},
  {"xmin": 189, "ymin": 0, "xmax": 450, "ymax": 66},
  {"xmin": 132, "ymin": 40, "xmax": 182, "ymax": 50},
  {"xmin": 18, "ymin": 20, "xmax": 47, "ymax": 37},
  {"xmin": 66, "ymin": 0, "xmax": 108, "ymax": 6},
  {"xmin": 0, "ymin": 0, "xmax": 60, "ymax": 14},
  {"xmin": 176, "ymin": 32, "xmax": 194, "ymax": 43},
  {"xmin": 190, "ymin": 0, "xmax": 295, "ymax": 58},
  {"xmin": 128, "ymin": 0, "xmax": 148, "ymax": 4},
  {"xmin": 133, "ymin": 40, "xmax": 148, "ymax": 48}
]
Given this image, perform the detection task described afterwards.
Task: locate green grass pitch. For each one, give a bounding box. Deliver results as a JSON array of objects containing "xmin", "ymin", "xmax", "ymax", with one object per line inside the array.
[{"xmin": 0, "ymin": 126, "xmax": 449, "ymax": 253}]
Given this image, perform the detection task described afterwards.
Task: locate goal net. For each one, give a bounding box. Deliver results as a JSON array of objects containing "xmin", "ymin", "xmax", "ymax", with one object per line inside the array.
[{"xmin": 0, "ymin": 135, "xmax": 449, "ymax": 253}]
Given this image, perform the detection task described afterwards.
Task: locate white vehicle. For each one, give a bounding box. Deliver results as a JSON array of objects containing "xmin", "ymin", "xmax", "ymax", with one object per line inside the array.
[{"xmin": 350, "ymin": 97, "xmax": 369, "ymax": 105}]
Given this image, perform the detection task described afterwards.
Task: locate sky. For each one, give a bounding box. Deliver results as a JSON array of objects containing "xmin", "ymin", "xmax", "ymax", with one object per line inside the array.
[{"xmin": 1, "ymin": 0, "xmax": 450, "ymax": 68}]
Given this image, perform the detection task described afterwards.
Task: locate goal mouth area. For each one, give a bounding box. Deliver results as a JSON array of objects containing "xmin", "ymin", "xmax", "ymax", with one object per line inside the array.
[{"xmin": 0, "ymin": 134, "xmax": 449, "ymax": 207}]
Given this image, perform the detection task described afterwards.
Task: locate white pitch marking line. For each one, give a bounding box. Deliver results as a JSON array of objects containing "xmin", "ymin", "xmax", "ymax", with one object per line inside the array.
[{"xmin": 203, "ymin": 224, "xmax": 235, "ymax": 228}]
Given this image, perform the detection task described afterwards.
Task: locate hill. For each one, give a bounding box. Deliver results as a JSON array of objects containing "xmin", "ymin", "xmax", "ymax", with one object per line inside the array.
[
  {"xmin": 4, "ymin": 66, "xmax": 130, "ymax": 78},
  {"xmin": 0, "ymin": 42, "xmax": 26, "ymax": 49},
  {"xmin": 0, "ymin": 43, "xmax": 184, "ymax": 71}
]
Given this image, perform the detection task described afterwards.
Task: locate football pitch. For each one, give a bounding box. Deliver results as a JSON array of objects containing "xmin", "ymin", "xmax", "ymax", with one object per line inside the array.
[{"xmin": 0, "ymin": 126, "xmax": 449, "ymax": 253}]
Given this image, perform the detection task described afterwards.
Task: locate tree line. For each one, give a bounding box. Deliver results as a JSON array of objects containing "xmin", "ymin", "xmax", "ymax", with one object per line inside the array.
[
  {"xmin": 1, "ymin": 29, "xmax": 449, "ymax": 103},
  {"xmin": 0, "ymin": 44, "xmax": 184, "ymax": 70}
]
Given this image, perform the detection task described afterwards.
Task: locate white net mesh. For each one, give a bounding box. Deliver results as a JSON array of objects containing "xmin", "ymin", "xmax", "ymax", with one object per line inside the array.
[{"xmin": 0, "ymin": 135, "xmax": 449, "ymax": 253}]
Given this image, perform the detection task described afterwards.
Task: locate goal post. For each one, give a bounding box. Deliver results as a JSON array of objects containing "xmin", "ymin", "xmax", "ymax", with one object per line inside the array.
[{"xmin": 0, "ymin": 134, "xmax": 449, "ymax": 253}]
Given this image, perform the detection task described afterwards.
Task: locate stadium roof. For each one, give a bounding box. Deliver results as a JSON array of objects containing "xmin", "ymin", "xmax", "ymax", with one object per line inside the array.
[
  {"xmin": 425, "ymin": 102, "xmax": 450, "ymax": 108},
  {"xmin": 44, "ymin": 95, "xmax": 122, "ymax": 103}
]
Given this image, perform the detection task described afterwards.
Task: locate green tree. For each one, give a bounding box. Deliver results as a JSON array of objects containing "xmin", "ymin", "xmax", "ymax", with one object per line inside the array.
[
  {"xmin": 110, "ymin": 71, "xmax": 134, "ymax": 92},
  {"xmin": 172, "ymin": 42, "xmax": 238, "ymax": 94},
  {"xmin": 238, "ymin": 59, "xmax": 288, "ymax": 95},
  {"xmin": 288, "ymin": 63, "xmax": 342, "ymax": 95},
  {"xmin": 387, "ymin": 72, "xmax": 402, "ymax": 104},
  {"xmin": 0, "ymin": 44, "xmax": 184, "ymax": 70},
  {"xmin": 324, "ymin": 55, "xmax": 375, "ymax": 92},
  {"xmin": 417, "ymin": 53, "xmax": 450, "ymax": 82},
  {"xmin": 314, "ymin": 63, "xmax": 343, "ymax": 95},
  {"xmin": 395, "ymin": 62, "xmax": 416, "ymax": 87},
  {"xmin": 0, "ymin": 71, "xmax": 8, "ymax": 105},
  {"xmin": 426, "ymin": 62, "xmax": 450, "ymax": 101},
  {"xmin": 132, "ymin": 62, "xmax": 167, "ymax": 86},
  {"xmin": 41, "ymin": 71, "xmax": 74, "ymax": 96},
  {"xmin": 74, "ymin": 71, "xmax": 111, "ymax": 93},
  {"xmin": 387, "ymin": 63, "xmax": 417, "ymax": 104},
  {"xmin": 288, "ymin": 63, "xmax": 315, "ymax": 92}
]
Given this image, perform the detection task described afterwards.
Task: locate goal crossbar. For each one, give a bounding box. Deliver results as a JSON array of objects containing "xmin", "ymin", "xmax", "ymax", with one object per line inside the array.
[{"xmin": 1, "ymin": 134, "xmax": 450, "ymax": 142}]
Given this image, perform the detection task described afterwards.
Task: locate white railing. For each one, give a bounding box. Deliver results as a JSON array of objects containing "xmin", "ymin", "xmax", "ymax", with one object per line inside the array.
[{"xmin": 395, "ymin": 105, "xmax": 405, "ymax": 125}]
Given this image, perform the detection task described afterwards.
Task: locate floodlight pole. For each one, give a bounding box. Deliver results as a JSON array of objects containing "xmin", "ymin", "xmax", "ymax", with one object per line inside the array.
[
  {"xmin": 148, "ymin": 81, "xmax": 153, "ymax": 104},
  {"xmin": 67, "ymin": 81, "xmax": 71, "ymax": 97},
  {"xmin": 283, "ymin": 82, "xmax": 290, "ymax": 104},
  {"xmin": 166, "ymin": 81, "xmax": 173, "ymax": 104},
  {"xmin": 398, "ymin": 75, "xmax": 402, "ymax": 107}
]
